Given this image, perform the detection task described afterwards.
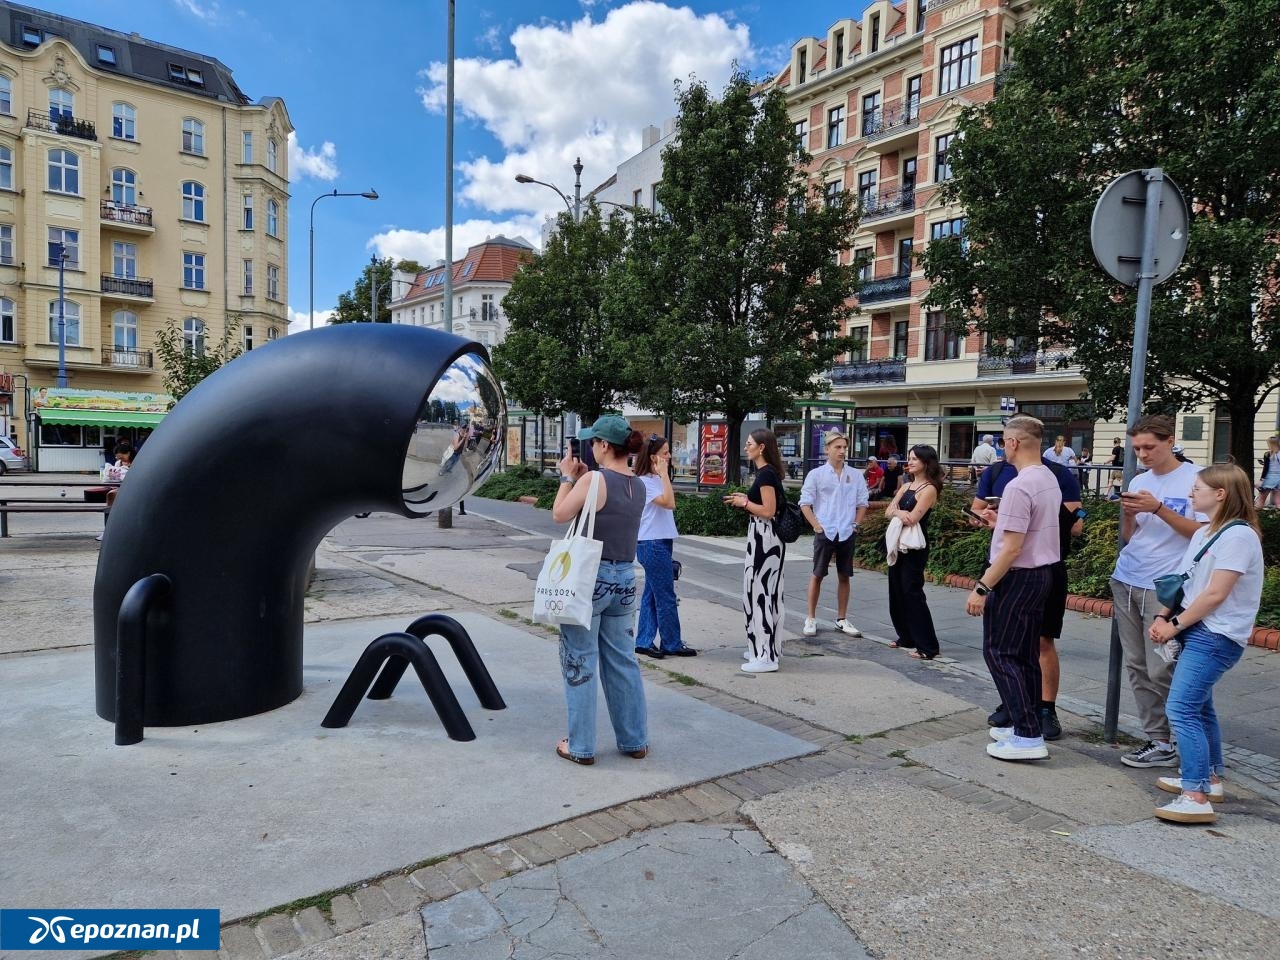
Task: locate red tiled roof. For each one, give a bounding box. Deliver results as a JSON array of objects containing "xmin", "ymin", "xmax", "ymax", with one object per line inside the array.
[{"xmin": 401, "ymin": 236, "xmax": 535, "ymax": 302}]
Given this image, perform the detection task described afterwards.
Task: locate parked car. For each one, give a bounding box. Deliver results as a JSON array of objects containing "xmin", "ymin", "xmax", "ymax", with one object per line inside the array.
[{"xmin": 0, "ymin": 436, "xmax": 30, "ymax": 473}]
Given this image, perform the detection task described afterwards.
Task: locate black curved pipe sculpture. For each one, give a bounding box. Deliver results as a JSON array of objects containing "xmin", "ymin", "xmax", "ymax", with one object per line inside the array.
[
  {"xmin": 368, "ymin": 613, "xmax": 506, "ymax": 710},
  {"xmin": 93, "ymin": 324, "xmax": 505, "ymax": 726}
]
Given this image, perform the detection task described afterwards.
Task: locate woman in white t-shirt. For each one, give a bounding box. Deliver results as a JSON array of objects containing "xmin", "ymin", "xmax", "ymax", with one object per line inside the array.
[
  {"xmin": 633, "ymin": 435, "xmax": 696, "ymax": 658},
  {"xmin": 1148, "ymin": 464, "xmax": 1263, "ymax": 825}
]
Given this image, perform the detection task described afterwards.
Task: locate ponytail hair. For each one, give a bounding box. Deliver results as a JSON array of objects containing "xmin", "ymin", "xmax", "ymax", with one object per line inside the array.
[{"xmin": 603, "ymin": 430, "xmax": 644, "ymax": 459}]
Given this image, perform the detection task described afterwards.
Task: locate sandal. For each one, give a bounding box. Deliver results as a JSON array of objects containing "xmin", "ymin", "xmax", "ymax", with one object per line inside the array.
[
  {"xmin": 556, "ymin": 739, "xmax": 594, "ymax": 765},
  {"xmin": 909, "ymin": 650, "xmax": 936, "ymax": 661},
  {"xmin": 888, "ymin": 641, "xmax": 915, "ymax": 650}
]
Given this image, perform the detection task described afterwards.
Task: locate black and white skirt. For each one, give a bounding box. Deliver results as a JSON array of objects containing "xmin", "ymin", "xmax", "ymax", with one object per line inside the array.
[{"xmin": 743, "ymin": 516, "xmax": 785, "ymax": 663}]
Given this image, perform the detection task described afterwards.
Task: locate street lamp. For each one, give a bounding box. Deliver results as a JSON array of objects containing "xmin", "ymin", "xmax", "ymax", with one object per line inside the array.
[
  {"xmin": 53, "ymin": 242, "xmax": 68, "ymax": 388},
  {"xmin": 309, "ymin": 188, "xmax": 379, "ymax": 330},
  {"xmin": 514, "ymin": 157, "xmax": 584, "ymax": 222},
  {"xmin": 370, "ymin": 254, "xmax": 379, "ymax": 322}
]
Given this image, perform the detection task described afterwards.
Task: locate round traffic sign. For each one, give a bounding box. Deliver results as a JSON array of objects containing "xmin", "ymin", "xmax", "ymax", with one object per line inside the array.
[{"xmin": 1091, "ymin": 170, "xmax": 1189, "ymax": 287}]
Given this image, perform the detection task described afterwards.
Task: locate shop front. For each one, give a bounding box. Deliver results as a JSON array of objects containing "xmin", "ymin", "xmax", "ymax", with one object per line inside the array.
[{"xmin": 31, "ymin": 388, "xmax": 170, "ymax": 472}]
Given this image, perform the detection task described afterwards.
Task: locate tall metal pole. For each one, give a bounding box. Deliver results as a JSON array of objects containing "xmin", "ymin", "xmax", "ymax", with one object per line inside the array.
[
  {"xmin": 440, "ymin": 0, "xmax": 457, "ymax": 529},
  {"xmin": 370, "ymin": 255, "xmax": 379, "ymax": 322},
  {"xmin": 309, "ymin": 189, "xmax": 380, "ymax": 330},
  {"xmin": 55, "ymin": 243, "xmax": 68, "ymax": 388},
  {"xmin": 573, "ymin": 157, "xmax": 583, "ymax": 224}
]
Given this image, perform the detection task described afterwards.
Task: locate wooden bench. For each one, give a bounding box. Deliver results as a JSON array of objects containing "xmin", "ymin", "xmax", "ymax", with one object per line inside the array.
[{"xmin": 0, "ymin": 499, "xmax": 109, "ymax": 537}]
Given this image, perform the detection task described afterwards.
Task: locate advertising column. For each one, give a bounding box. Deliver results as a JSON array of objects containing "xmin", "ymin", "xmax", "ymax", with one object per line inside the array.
[{"xmin": 699, "ymin": 423, "xmax": 728, "ymax": 485}]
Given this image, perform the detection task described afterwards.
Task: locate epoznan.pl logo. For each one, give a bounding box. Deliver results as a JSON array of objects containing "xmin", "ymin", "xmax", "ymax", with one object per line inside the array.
[{"xmin": 0, "ymin": 909, "xmax": 220, "ymax": 951}]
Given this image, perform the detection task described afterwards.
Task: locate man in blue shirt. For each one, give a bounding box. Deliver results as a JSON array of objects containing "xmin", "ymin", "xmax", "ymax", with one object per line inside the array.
[{"xmin": 970, "ymin": 453, "xmax": 1084, "ymax": 739}]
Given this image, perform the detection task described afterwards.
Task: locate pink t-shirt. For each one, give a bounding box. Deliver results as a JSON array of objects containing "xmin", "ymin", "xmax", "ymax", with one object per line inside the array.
[{"xmin": 990, "ymin": 464, "xmax": 1062, "ymax": 568}]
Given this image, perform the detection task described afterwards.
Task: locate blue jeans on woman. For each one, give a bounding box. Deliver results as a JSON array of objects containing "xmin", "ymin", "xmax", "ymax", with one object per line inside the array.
[
  {"xmin": 1166, "ymin": 623, "xmax": 1244, "ymax": 794},
  {"xmin": 558, "ymin": 559, "xmax": 648, "ymax": 761},
  {"xmin": 636, "ymin": 538, "xmax": 684, "ymax": 653}
]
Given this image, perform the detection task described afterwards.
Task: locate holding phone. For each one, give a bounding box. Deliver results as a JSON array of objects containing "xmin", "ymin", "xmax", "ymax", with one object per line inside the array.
[
  {"xmin": 965, "ymin": 508, "xmax": 989, "ymax": 523},
  {"xmin": 569, "ymin": 437, "xmax": 581, "ymax": 459},
  {"xmin": 983, "ymin": 495, "xmax": 1002, "ymax": 510}
]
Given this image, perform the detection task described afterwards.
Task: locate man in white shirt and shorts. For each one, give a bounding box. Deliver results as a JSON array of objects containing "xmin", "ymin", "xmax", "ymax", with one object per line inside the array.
[{"xmin": 798, "ymin": 432, "xmax": 869, "ymax": 637}]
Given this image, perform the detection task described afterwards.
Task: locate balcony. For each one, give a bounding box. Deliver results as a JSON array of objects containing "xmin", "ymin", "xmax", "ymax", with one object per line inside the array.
[
  {"xmin": 828, "ymin": 359, "xmax": 907, "ymax": 385},
  {"xmin": 861, "ymin": 187, "xmax": 916, "ymax": 226},
  {"xmin": 26, "ymin": 108, "xmax": 97, "ymax": 142},
  {"xmin": 858, "ymin": 274, "xmax": 912, "ymax": 305},
  {"xmin": 100, "ymin": 201, "xmax": 155, "ymax": 231},
  {"xmin": 102, "ymin": 347, "xmax": 153, "ymax": 370},
  {"xmin": 976, "ymin": 350, "xmax": 1076, "ymax": 378},
  {"xmin": 865, "ymin": 103, "xmax": 920, "ymax": 152},
  {"xmin": 101, "ymin": 275, "xmax": 155, "ymax": 299}
]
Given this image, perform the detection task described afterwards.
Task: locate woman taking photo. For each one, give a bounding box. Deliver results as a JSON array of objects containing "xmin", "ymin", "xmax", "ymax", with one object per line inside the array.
[
  {"xmin": 634, "ymin": 434, "xmax": 696, "ymax": 659},
  {"xmin": 1149, "ymin": 464, "xmax": 1263, "ymax": 824},
  {"xmin": 551, "ymin": 415, "xmax": 649, "ymax": 765},
  {"xmin": 885, "ymin": 444, "xmax": 944, "ymax": 660},
  {"xmin": 725, "ymin": 429, "xmax": 786, "ymax": 674}
]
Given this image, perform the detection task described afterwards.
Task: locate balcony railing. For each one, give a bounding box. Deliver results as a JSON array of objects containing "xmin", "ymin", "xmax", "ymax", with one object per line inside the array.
[
  {"xmin": 864, "ymin": 102, "xmax": 920, "ymax": 142},
  {"xmin": 858, "ymin": 274, "xmax": 912, "ymax": 304},
  {"xmin": 100, "ymin": 201, "xmax": 154, "ymax": 227},
  {"xmin": 101, "ymin": 275, "xmax": 154, "ymax": 298},
  {"xmin": 976, "ymin": 350, "xmax": 1076, "ymax": 378},
  {"xmin": 102, "ymin": 347, "xmax": 153, "ymax": 369},
  {"xmin": 862, "ymin": 187, "xmax": 916, "ymax": 223},
  {"xmin": 828, "ymin": 359, "xmax": 907, "ymax": 385},
  {"xmin": 26, "ymin": 108, "xmax": 97, "ymax": 142}
]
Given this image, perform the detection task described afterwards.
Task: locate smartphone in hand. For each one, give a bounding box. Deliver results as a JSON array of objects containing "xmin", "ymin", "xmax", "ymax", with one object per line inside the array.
[{"xmin": 965, "ymin": 508, "xmax": 989, "ymax": 523}]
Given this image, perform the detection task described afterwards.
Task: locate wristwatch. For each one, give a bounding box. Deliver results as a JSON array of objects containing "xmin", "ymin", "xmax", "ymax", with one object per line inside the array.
[
  {"xmin": 1170, "ymin": 615, "xmax": 1183, "ymax": 630},
  {"xmin": 973, "ymin": 581, "xmax": 991, "ymax": 596},
  {"xmin": 1074, "ymin": 508, "xmax": 1087, "ymax": 519},
  {"xmin": 559, "ymin": 475, "xmax": 575, "ymax": 484}
]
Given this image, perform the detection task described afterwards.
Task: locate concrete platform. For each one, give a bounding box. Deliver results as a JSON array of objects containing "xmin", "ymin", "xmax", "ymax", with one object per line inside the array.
[{"xmin": 0, "ymin": 613, "xmax": 816, "ymax": 923}]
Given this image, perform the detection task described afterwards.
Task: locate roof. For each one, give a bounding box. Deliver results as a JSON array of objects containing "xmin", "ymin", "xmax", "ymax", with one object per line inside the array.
[{"xmin": 400, "ymin": 236, "xmax": 536, "ymax": 302}]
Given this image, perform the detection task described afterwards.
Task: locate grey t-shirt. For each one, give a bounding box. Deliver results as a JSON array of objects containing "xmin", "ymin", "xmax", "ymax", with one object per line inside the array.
[{"xmin": 592, "ymin": 469, "xmax": 645, "ymax": 562}]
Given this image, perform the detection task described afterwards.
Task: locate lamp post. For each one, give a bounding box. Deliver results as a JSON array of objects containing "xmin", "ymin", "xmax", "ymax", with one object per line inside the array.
[
  {"xmin": 369, "ymin": 254, "xmax": 379, "ymax": 322},
  {"xmin": 54, "ymin": 242, "xmax": 68, "ymax": 388},
  {"xmin": 514, "ymin": 158, "xmax": 584, "ymax": 223},
  {"xmin": 308, "ymin": 188, "xmax": 379, "ymax": 330}
]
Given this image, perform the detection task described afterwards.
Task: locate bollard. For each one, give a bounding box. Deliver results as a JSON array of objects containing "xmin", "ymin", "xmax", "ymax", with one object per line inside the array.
[{"xmin": 437, "ymin": 506, "xmax": 453, "ymax": 529}]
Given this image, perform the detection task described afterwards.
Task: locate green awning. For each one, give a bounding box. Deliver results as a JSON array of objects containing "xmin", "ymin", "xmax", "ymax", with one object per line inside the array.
[{"xmin": 38, "ymin": 408, "xmax": 166, "ymax": 427}]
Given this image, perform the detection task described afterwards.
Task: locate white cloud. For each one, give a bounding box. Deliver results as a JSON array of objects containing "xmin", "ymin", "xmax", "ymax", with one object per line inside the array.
[
  {"xmin": 287, "ymin": 305, "xmax": 333, "ymax": 335},
  {"xmin": 172, "ymin": 0, "xmax": 220, "ymax": 22},
  {"xmin": 417, "ymin": 1, "xmax": 751, "ymax": 217},
  {"xmin": 369, "ymin": 217, "xmax": 545, "ymax": 267},
  {"xmin": 287, "ymin": 131, "xmax": 339, "ymax": 182}
]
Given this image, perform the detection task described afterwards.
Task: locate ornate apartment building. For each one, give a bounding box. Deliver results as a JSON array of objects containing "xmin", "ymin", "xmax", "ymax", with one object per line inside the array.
[{"xmin": 0, "ymin": 2, "xmax": 292, "ymax": 453}]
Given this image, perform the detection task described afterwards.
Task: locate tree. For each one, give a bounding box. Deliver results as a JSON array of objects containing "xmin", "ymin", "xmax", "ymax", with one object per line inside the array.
[
  {"xmin": 492, "ymin": 205, "xmax": 640, "ymax": 421},
  {"xmin": 332, "ymin": 256, "xmax": 396, "ymax": 323},
  {"xmin": 622, "ymin": 70, "xmax": 861, "ymax": 481},
  {"xmin": 921, "ymin": 0, "xmax": 1280, "ymax": 475},
  {"xmin": 154, "ymin": 315, "xmax": 243, "ymax": 405}
]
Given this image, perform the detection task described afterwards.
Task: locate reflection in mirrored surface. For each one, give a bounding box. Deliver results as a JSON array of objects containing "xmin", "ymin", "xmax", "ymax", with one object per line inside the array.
[{"xmin": 402, "ymin": 352, "xmax": 506, "ymax": 514}]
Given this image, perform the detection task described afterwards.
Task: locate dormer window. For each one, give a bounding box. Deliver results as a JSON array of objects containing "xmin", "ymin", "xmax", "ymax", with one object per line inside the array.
[
  {"xmin": 797, "ymin": 49, "xmax": 807, "ymax": 84},
  {"xmin": 21, "ymin": 25, "xmax": 42, "ymax": 46},
  {"xmin": 97, "ymin": 44, "xmax": 116, "ymax": 66},
  {"xmin": 168, "ymin": 63, "xmax": 186, "ymax": 82},
  {"xmin": 186, "ymin": 68, "xmax": 204, "ymax": 86},
  {"xmin": 833, "ymin": 31, "xmax": 845, "ymax": 69},
  {"xmin": 870, "ymin": 14, "xmax": 881, "ymax": 54}
]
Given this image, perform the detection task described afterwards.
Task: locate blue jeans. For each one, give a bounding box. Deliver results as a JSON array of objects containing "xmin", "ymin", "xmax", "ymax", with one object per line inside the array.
[
  {"xmin": 558, "ymin": 559, "xmax": 648, "ymax": 760},
  {"xmin": 636, "ymin": 538, "xmax": 684, "ymax": 652},
  {"xmin": 1166, "ymin": 623, "xmax": 1244, "ymax": 794}
]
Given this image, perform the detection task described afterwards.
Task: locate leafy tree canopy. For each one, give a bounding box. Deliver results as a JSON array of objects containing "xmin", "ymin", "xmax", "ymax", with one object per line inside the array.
[
  {"xmin": 154, "ymin": 315, "xmax": 243, "ymax": 405},
  {"xmin": 922, "ymin": 0, "xmax": 1280, "ymax": 471},
  {"xmin": 333, "ymin": 256, "xmax": 395, "ymax": 323}
]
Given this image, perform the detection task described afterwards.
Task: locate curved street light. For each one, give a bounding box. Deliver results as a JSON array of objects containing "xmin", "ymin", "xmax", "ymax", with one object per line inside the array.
[
  {"xmin": 514, "ymin": 158, "xmax": 583, "ymax": 223},
  {"xmin": 309, "ymin": 188, "xmax": 379, "ymax": 330}
]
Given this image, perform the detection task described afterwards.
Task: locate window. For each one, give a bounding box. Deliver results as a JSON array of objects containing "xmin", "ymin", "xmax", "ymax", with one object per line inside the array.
[
  {"xmin": 111, "ymin": 168, "xmax": 137, "ymax": 206},
  {"xmin": 793, "ymin": 119, "xmax": 808, "ymax": 156},
  {"xmin": 833, "ymin": 30, "xmax": 845, "ymax": 70},
  {"xmin": 113, "ymin": 310, "xmax": 138, "ymax": 350},
  {"xmin": 935, "ymin": 133, "xmax": 955, "ymax": 182},
  {"xmin": 112, "ymin": 241, "xmax": 137, "ymax": 279},
  {"xmin": 266, "ymin": 264, "xmax": 280, "ymax": 300},
  {"xmin": 267, "ymin": 327, "xmax": 279, "ymax": 342},
  {"xmin": 242, "ymin": 132, "xmax": 253, "ymax": 164},
  {"xmin": 182, "ymin": 118, "xmax": 205, "ymax": 155},
  {"xmin": 897, "ymin": 237, "xmax": 913, "ymax": 276},
  {"xmin": 906, "ymin": 75, "xmax": 922, "ymax": 120},
  {"xmin": 49, "ymin": 88, "xmax": 73, "ymax": 120},
  {"xmin": 893, "ymin": 320, "xmax": 909, "ymax": 359},
  {"xmin": 0, "ymin": 296, "xmax": 13, "ymax": 342},
  {"xmin": 827, "ymin": 105, "xmax": 845, "ymax": 149},
  {"xmin": 632, "ymin": 188, "xmax": 642, "ymax": 207},
  {"xmin": 849, "ymin": 326, "xmax": 868, "ymax": 364},
  {"xmin": 243, "ymin": 259, "xmax": 253, "ymax": 295},
  {"xmin": 47, "ymin": 149, "xmax": 79, "ymax": 194},
  {"xmin": 242, "ymin": 193, "xmax": 254, "ymax": 230},
  {"xmin": 112, "ymin": 103, "xmax": 136, "ymax": 140},
  {"xmin": 481, "ymin": 293, "xmax": 496, "ymax": 322},
  {"xmin": 182, "ymin": 317, "xmax": 205, "ymax": 356},
  {"xmin": 266, "ymin": 199, "xmax": 279, "ymax": 237},
  {"xmin": 650, "ymin": 183, "xmax": 662, "ymax": 214},
  {"xmin": 925, "ymin": 311, "xmax": 961, "ymax": 361},
  {"xmin": 916, "ymin": 0, "xmax": 927, "ymax": 33},
  {"xmin": 939, "ymin": 37, "xmax": 977, "ymax": 94},
  {"xmin": 266, "ymin": 137, "xmax": 278, "ymax": 173},
  {"xmin": 902, "ymin": 157, "xmax": 918, "ymax": 198},
  {"xmin": 97, "ymin": 44, "xmax": 116, "ymax": 66},
  {"xmin": 930, "ymin": 217, "xmax": 967, "ymax": 241},
  {"xmin": 21, "ymin": 25, "xmax": 42, "ymax": 46},
  {"xmin": 861, "ymin": 91, "xmax": 882, "ymax": 137},
  {"xmin": 186, "ymin": 68, "xmax": 204, "ymax": 86},
  {"xmin": 870, "ymin": 13, "xmax": 881, "ymax": 53},
  {"xmin": 48, "ymin": 227, "xmax": 78, "ymax": 267},
  {"xmin": 0, "ymin": 224, "xmax": 12, "ymax": 265},
  {"xmin": 183, "ymin": 252, "xmax": 205, "ymax": 290},
  {"xmin": 48, "ymin": 299, "xmax": 80, "ymax": 346},
  {"xmin": 0, "ymin": 146, "xmax": 11, "ymax": 190},
  {"xmin": 244, "ymin": 324, "xmax": 255, "ymax": 351},
  {"xmin": 0, "ymin": 76, "xmax": 11, "ymax": 114},
  {"xmin": 854, "ymin": 247, "xmax": 874, "ymax": 282},
  {"xmin": 825, "ymin": 180, "xmax": 842, "ymax": 209},
  {"xmin": 182, "ymin": 181, "xmax": 206, "ymax": 221},
  {"xmin": 797, "ymin": 48, "xmax": 807, "ymax": 85},
  {"xmin": 857, "ymin": 170, "xmax": 877, "ymax": 206}
]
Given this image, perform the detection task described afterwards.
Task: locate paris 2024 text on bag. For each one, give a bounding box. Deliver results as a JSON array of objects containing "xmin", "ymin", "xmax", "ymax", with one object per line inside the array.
[{"xmin": 533, "ymin": 471, "xmax": 604, "ymax": 629}]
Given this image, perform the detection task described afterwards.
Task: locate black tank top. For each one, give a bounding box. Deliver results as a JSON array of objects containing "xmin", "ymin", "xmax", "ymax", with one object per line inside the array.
[{"xmin": 592, "ymin": 469, "xmax": 644, "ymax": 562}]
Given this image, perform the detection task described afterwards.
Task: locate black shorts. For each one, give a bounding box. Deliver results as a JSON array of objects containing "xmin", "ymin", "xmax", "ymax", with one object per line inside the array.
[
  {"xmin": 1039, "ymin": 560, "xmax": 1068, "ymax": 640},
  {"xmin": 812, "ymin": 531, "xmax": 856, "ymax": 579}
]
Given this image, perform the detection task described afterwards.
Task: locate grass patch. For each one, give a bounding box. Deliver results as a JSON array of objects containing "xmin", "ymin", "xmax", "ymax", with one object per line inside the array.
[
  {"xmin": 844, "ymin": 734, "xmax": 864, "ymax": 744},
  {"xmin": 867, "ymin": 731, "xmax": 887, "ymax": 739},
  {"xmin": 888, "ymin": 748, "xmax": 910, "ymax": 759},
  {"xmin": 667, "ymin": 671, "xmax": 701, "ymax": 686},
  {"xmin": 1079, "ymin": 728, "xmax": 1142, "ymax": 746},
  {"xmin": 497, "ymin": 609, "xmax": 519, "ymax": 619}
]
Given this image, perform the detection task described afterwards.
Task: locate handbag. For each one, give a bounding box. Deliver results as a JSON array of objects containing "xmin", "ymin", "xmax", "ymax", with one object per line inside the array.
[
  {"xmin": 774, "ymin": 498, "xmax": 806, "ymax": 544},
  {"xmin": 1153, "ymin": 520, "xmax": 1246, "ymax": 612},
  {"xmin": 671, "ymin": 558, "xmax": 682, "ymax": 581},
  {"xmin": 532, "ymin": 472, "xmax": 604, "ymax": 629}
]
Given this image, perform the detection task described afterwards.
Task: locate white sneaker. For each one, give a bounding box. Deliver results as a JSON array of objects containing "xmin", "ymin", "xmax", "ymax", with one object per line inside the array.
[
  {"xmin": 834, "ymin": 619, "xmax": 861, "ymax": 637},
  {"xmin": 989, "ymin": 726, "xmax": 1014, "ymax": 742},
  {"xmin": 1157, "ymin": 777, "xmax": 1224, "ymax": 801},
  {"xmin": 95, "ymin": 533, "xmax": 104, "ymax": 542},
  {"xmin": 802, "ymin": 618, "xmax": 817, "ymax": 636},
  {"xmin": 986, "ymin": 737, "xmax": 1048, "ymax": 761},
  {"xmin": 741, "ymin": 659, "xmax": 779, "ymax": 674},
  {"xmin": 1154, "ymin": 794, "xmax": 1216, "ymax": 824}
]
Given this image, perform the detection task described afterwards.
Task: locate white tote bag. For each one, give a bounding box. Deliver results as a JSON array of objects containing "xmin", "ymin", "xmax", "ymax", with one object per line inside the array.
[{"xmin": 532, "ymin": 472, "xmax": 604, "ymax": 629}]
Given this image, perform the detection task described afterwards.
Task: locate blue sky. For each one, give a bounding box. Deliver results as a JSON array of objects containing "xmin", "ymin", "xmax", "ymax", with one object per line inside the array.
[{"xmin": 51, "ymin": 0, "xmax": 871, "ymax": 330}]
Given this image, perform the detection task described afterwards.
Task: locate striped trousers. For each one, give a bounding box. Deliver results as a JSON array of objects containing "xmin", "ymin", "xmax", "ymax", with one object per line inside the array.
[{"xmin": 983, "ymin": 566, "xmax": 1052, "ymax": 738}]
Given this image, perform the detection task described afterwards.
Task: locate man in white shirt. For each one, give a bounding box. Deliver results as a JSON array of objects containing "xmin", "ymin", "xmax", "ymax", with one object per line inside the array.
[
  {"xmin": 798, "ymin": 432, "xmax": 869, "ymax": 637},
  {"xmin": 970, "ymin": 434, "xmax": 998, "ymax": 473},
  {"xmin": 1043, "ymin": 435, "xmax": 1078, "ymax": 466},
  {"xmin": 1112, "ymin": 415, "xmax": 1205, "ymax": 768}
]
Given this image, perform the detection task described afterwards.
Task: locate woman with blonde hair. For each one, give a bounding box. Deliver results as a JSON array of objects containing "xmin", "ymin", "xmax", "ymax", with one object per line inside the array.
[
  {"xmin": 1255, "ymin": 436, "xmax": 1280, "ymax": 508},
  {"xmin": 1148, "ymin": 464, "xmax": 1263, "ymax": 824}
]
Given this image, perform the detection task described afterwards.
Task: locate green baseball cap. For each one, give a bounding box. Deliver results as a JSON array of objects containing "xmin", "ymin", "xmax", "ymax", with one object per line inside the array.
[{"xmin": 578, "ymin": 414, "xmax": 632, "ymax": 446}]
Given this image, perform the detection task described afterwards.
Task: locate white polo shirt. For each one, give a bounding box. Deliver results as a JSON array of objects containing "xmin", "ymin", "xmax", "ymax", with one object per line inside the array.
[{"xmin": 798, "ymin": 462, "xmax": 869, "ymax": 541}]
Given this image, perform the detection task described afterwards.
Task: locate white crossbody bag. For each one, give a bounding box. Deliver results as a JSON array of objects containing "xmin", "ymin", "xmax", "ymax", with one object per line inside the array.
[{"xmin": 532, "ymin": 472, "xmax": 604, "ymax": 629}]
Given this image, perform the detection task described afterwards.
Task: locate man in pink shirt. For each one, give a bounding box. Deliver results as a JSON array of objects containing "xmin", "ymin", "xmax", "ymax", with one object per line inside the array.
[{"xmin": 965, "ymin": 415, "xmax": 1063, "ymax": 761}]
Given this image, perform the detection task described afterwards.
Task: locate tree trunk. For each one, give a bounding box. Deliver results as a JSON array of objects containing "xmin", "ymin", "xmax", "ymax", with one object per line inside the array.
[
  {"xmin": 1227, "ymin": 392, "xmax": 1261, "ymax": 483},
  {"xmin": 726, "ymin": 412, "xmax": 746, "ymax": 486}
]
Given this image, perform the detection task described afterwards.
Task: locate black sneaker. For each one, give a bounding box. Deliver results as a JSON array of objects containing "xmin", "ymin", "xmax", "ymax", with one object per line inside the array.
[
  {"xmin": 1120, "ymin": 740, "xmax": 1178, "ymax": 768},
  {"xmin": 635, "ymin": 646, "xmax": 665, "ymax": 659},
  {"xmin": 1039, "ymin": 706, "xmax": 1063, "ymax": 741},
  {"xmin": 987, "ymin": 703, "xmax": 1011, "ymax": 727}
]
